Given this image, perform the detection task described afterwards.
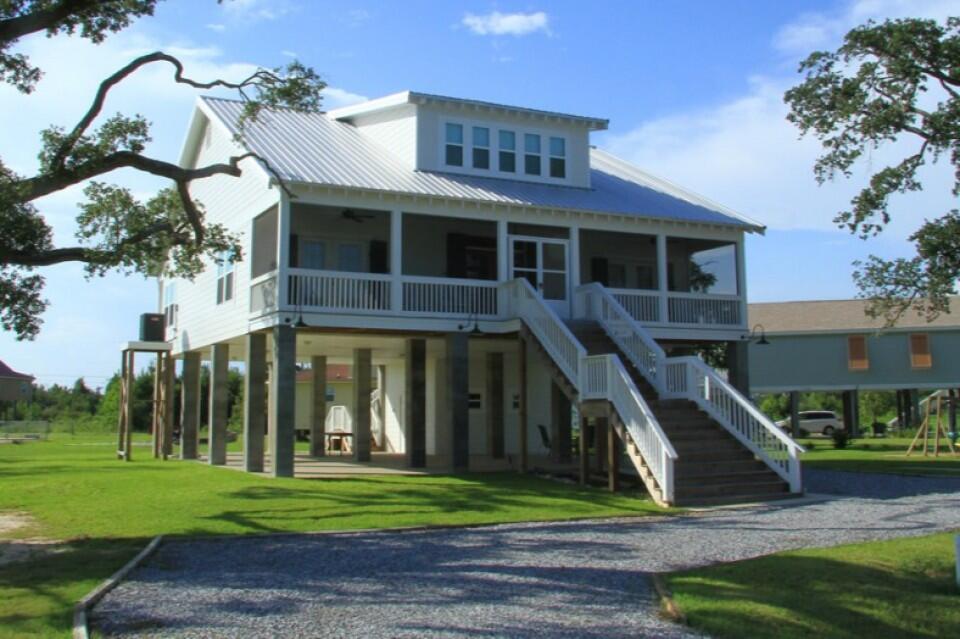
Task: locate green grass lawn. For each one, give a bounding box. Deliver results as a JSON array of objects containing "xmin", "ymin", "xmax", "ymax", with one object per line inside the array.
[
  {"xmin": 667, "ymin": 532, "xmax": 960, "ymax": 639},
  {"xmin": 0, "ymin": 433, "xmax": 664, "ymax": 638},
  {"xmin": 798, "ymin": 436, "xmax": 960, "ymax": 476}
]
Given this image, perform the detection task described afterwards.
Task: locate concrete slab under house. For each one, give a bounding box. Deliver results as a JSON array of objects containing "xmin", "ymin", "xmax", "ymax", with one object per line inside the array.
[{"xmin": 135, "ymin": 90, "xmax": 805, "ymax": 507}]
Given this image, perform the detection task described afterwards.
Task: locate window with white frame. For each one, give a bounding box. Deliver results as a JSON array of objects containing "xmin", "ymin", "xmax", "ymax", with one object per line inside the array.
[
  {"xmin": 472, "ymin": 126, "xmax": 490, "ymax": 169},
  {"xmin": 445, "ymin": 123, "xmax": 463, "ymax": 167},
  {"xmin": 549, "ymin": 136, "xmax": 566, "ymax": 179},
  {"xmin": 163, "ymin": 282, "xmax": 177, "ymax": 328},
  {"xmin": 337, "ymin": 243, "xmax": 363, "ymax": 272},
  {"xmin": 216, "ymin": 251, "xmax": 234, "ymax": 304},
  {"xmin": 300, "ymin": 238, "xmax": 326, "ymax": 270},
  {"xmin": 498, "ymin": 130, "xmax": 516, "ymax": 173},
  {"xmin": 524, "ymin": 133, "xmax": 541, "ymax": 176}
]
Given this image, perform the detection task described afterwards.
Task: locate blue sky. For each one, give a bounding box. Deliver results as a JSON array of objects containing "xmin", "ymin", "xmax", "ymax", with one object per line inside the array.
[{"xmin": 1, "ymin": 0, "xmax": 955, "ymax": 386}]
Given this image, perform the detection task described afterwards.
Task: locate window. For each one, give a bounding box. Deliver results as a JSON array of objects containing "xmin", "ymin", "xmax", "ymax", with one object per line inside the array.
[
  {"xmin": 337, "ymin": 243, "xmax": 363, "ymax": 272},
  {"xmin": 472, "ymin": 126, "xmax": 490, "ymax": 169},
  {"xmin": 524, "ymin": 133, "xmax": 541, "ymax": 175},
  {"xmin": 445, "ymin": 123, "xmax": 463, "ymax": 166},
  {"xmin": 468, "ymin": 393, "xmax": 482, "ymax": 409},
  {"xmin": 909, "ymin": 333, "xmax": 932, "ymax": 369},
  {"xmin": 300, "ymin": 239, "xmax": 326, "ymax": 270},
  {"xmin": 549, "ymin": 136, "xmax": 566, "ymax": 178},
  {"xmin": 848, "ymin": 335, "xmax": 869, "ymax": 371},
  {"xmin": 215, "ymin": 252, "xmax": 234, "ymax": 304},
  {"xmin": 498, "ymin": 130, "xmax": 516, "ymax": 173},
  {"xmin": 163, "ymin": 282, "xmax": 177, "ymax": 328}
]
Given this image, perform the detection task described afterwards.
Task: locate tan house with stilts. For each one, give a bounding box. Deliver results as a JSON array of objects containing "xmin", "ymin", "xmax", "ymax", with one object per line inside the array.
[{"xmin": 151, "ymin": 91, "xmax": 804, "ymax": 506}]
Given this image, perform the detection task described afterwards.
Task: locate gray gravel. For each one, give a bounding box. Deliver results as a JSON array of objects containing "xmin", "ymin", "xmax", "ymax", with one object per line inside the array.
[{"xmin": 93, "ymin": 470, "xmax": 960, "ymax": 638}]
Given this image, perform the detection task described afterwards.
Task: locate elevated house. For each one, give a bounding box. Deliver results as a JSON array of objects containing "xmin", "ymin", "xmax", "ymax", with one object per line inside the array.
[
  {"xmin": 749, "ymin": 298, "xmax": 960, "ymax": 435},
  {"xmin": 163, "ymin": 91, "xmax": 803, "ymax": 505}
]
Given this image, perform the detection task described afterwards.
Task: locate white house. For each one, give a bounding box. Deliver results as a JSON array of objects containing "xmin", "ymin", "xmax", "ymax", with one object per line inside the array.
[{"xmin": 163, "ymin": 91, "xmax": 803, "ymax": 506}]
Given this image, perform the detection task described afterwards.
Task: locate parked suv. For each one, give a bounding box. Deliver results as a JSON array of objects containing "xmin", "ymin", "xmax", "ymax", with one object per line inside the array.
[{"xmin": 776, "ymin": 410, "xmax": 844, "ymax": 436}]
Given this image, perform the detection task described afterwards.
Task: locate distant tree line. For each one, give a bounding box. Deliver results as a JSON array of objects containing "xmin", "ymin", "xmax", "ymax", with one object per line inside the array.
[{"xmin": 3, "ymin": 366, "xmax": 245, "ymax": 433}]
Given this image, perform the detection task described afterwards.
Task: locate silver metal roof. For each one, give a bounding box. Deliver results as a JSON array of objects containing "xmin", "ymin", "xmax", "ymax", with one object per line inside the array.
[{"xmin": 201, "ymin": 97, "xmax": 762, "ymax": 231}]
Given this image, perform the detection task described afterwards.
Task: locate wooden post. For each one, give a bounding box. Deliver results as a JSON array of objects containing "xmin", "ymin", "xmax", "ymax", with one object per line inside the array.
[
  {"xmin": 124, "ymin": 350, "xmax": 134, "ymax": 461},
  {"xmin": 579, "ymin": 417, "xmax": 589, "ymax": 485},
  {"xmin": 607, "ymin": 414, "xmax": 620, "ymax": 492},
  {"xmin": 518, "ymin": 336, "xmax": 528, "ymax": 473},
  {"xmin": 595, "ymin": 416, "xmax": 606, "ymax": 473},
  {"xmin": 117, "ymin": 349, "xmax": 127, "ymax": 459},
  {"xmin": 789, "ymin": 391, "xmax": 800, "ymax": 438},
  {"xmin": 151, "ymin": 361, "xmax": 161, "ymax": 458}
]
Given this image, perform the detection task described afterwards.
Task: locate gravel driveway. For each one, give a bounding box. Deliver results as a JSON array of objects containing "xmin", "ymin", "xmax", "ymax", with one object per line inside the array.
[{"xmin": 92, "ymin": 470, "xmax": 960, "ymax": 638}]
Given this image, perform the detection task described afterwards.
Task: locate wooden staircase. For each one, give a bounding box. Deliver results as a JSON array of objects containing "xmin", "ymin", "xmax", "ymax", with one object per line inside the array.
[{"xmin": 567, "ymin": 320, "xmax": 791, "ymax": 506}]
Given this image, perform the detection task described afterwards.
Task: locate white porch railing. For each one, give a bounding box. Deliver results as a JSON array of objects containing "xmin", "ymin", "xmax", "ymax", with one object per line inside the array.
[
  {"xmin": 402, "ymin": 276, "xmax": 499, "ymax": 317},
  {"xmin": 610, "ymin": 289, "xmax": 660, "ymax": 323},
  {"xmin": 667, "ymin": 292, "xmax": 742, "ymax": 326},
  {"xmin": 577, "ymin": 283, "xmax": 803, "ymax": 494},
  {"xmin": 507, "ymin": 278, "xmax": 676, "ymax": 504},
  {"xmin": 288, "ymin": 268, "xmax": 391, "ymax": 314}
]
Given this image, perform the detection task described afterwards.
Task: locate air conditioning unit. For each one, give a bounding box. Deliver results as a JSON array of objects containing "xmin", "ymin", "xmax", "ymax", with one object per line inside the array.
[{"xmin": 140, "ymin": 313, "xmax": 165, "ymax": 342}]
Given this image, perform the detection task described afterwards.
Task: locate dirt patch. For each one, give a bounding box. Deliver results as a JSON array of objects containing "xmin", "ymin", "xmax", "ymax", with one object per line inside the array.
[{"xmin": 0, "ymin": 512, "xmax": 65, "ymax": 567}]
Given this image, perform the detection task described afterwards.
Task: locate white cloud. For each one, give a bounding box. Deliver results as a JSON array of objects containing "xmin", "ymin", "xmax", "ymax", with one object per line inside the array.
[
  {"xmin": 206, "ymin": 23, "xmax": 226, "ymax": 33},
  {"xmin": 281, "ymin": 49, "xmax": 298, "ymax": 58},
  {"xmin": 323, "ymin": 87, "xmax": 369, "ymax": 109},
  {"xmin": 462, "ymin": 11, "xmax": 549, "ymax": 37},
  {"xmin": 222, "ymin": 0, "xmax": 292, "ymax": 23}
]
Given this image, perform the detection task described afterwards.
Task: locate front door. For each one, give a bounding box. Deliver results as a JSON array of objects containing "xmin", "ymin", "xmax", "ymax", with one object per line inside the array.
[{"xmin": 510, "ymin": 236, "xmax": 570, "ymax": 317}]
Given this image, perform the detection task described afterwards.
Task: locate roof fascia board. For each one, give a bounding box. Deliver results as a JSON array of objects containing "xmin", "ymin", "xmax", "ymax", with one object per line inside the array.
[
  {"xmin": 327, "ymin": 91, "xmax": 412, "ymax": 120},
  {"xmin": 194, "ymin": 97, "xmax": 273, "ymax": 183}
]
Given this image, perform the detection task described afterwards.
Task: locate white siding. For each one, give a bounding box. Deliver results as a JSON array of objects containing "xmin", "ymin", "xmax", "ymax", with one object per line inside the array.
[
  {"xmin": 348, "ymin": 104, "xmax": 418, "ymax": 168},
  {"xmin": 167, "ymin": 115, "xmax": 280, "ymax": 355}
]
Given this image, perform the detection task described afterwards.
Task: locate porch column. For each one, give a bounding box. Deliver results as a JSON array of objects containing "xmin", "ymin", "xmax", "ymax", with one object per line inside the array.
[
  {"xmin": 269, "ymin": 325, "xmax": 296, "ymax": 477},
  {"xmin": 910, "ymin": 389, "xmax": 921, "ymax": 427},
  {"xmin": 352, "ymin": 348, "xmax": 372, "ymax": 462},
  {"xmin": 208, "ymin": 343, "xmax": 229, "ymax": 466},
  {"xmin": 551, "ymin": 382, "xmax": 572, "ymax": 463},
  {"xmin": 390, "ymin": 209, "xmax": 403, "ymax": 312},
  {"xmin": 486, "ymin": 352, "xmax": 505, "ymax": 459},
  {"xmin": 595, "ymin": 416, "xmax": 607, "ymax": 473},
  {"xmin": 726, "ymin": 340, "xmax": 750, "ymax": 396},
  {"xmin": 244, "ymin": 333, "xmax": 267, "ymax": 472},
  {"xmin": 310, "ymin": 355, "xmax": 327, "ymax": 457},
  {"xmin": 518, "ymin": 336, "xmax": 528, "ymax": 472},
  {"xmin": 656, "ymin": 234, "xmax": 668, "ymax": 323},
  {"xmin": 789, "ymin": 391, "xmax": 801, "ymax": 439},
  {"xmin": 569, "ymin": 225, "xmax": 581, "ymax": 291},
  {"xmin": 446, "ymin": 332, "xmax": 469, "ymax": 471},
  {"xmin": 161, "ymin": 353, "xmax": 175, "ymax": 458},
  {"xmin": 850, "ymin": 389, "xmax": 860, "ymax": 437},
  {"xmin": 496, "ymin": 219, "xmax": 508, "ymax": 282},
  {"xmin": 607, "ymin": 416, "xmax": 620, "ymax": 492},
  {"xmin": 179, "ymin": 351, "xmax": 201, "ymax": 460},
  {"xmin": 277, "ymin": 192, "xmax": 291, "ymax": 313},
  {"xmin": 735, "ymin": 237, "xmax": 747, "ymax": 326},
  {"xmin": 405, "ymin": 339, "xmax": 427, "ymax": 467},
  {"xmin": 579, "ymin": 416, "xmax": 589, "ymax": 485}
]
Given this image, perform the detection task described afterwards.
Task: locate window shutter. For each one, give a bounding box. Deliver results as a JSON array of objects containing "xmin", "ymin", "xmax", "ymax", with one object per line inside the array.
[
  {"xmin": 590, "ymin": 257, "xmax": 609, "ymax": 286},
  {"xmin": 288, "ymin": 233, "xmax": 299, "ymax": 268},
  {"xmin": 848, "ymin": 335, "xmax": 869, "ymax": 371},
  {"xmin": 910, "ymin": 333, "xmax": 932, "ymax": 369},
  {"xmin": 369, "ymin": 240, "xmax": 388, "ymax": 274}
]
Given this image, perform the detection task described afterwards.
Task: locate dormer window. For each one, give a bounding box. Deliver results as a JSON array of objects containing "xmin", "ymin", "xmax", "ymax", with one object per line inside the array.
[
  {"xmin": 549, "ymin": 137, "xmax": 566, "ymax": 179},
  {"xmin": 445, "ymin": 123, "xmax": 463, "ymax": 167},
  {"xmin": 498, "ymin": 130, "xmax": 516, "ymax": 173},
  {"xmin": 472, "ymin": 126, "xmax": 490, "ymax": 169},
  {"xmin": 524, "ymin": 133, "xmax": 541, "ymax": 176}
]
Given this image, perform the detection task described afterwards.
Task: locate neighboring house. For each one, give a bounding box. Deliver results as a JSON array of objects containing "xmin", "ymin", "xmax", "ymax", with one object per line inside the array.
[
  {"xmin": 0, "ymin": 359, "xmax": 33, "ymax": 403},
  {"xmin": 162, "ymin": 91, "xmax": 802, "ymax": 505},
  {"xmin": 748, "ymin": 298, "xmax": 960, "ymax": 434}
]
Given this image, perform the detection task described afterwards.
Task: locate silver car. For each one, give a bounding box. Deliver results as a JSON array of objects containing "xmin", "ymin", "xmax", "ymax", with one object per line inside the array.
[{"xmin": 776, "ymin": 410, "xmax": 845, "ymax": 436}]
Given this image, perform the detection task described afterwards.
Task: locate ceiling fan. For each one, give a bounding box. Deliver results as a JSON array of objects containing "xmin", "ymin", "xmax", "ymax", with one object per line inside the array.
[{"xmin": 341, "ymin": 209, "xmax": 375, "ymax": 224}]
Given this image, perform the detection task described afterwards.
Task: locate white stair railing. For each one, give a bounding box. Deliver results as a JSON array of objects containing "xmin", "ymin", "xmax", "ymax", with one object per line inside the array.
[
  {"xmin": 506, "ymin": 278, "xmax": 676, "ymax": 504},
  {"xmin": 576, "ymin": 283, "xmax": 804, "ymax": 494}
]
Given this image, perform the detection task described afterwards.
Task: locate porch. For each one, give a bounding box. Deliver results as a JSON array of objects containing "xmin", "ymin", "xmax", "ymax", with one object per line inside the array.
[{"xmin": 247, "ymin": 203, "xmax": 748, "ymax": 335}]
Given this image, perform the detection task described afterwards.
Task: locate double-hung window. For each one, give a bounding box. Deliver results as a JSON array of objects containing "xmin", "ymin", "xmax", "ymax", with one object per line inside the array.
[
  {"xmin": 498, "ymin": 130, "xmax": 516, "ymax": 173},
  {"xmin": 524, "ymin": 133, "xmax": 541, "ymax": 176},
  {"xmin": 163, "ymin": 282, "xmax": 177, "ymax": 328},
  {"xmin": 216, "ymin": 251, "xmax": 234, "ymax": 304},
  {"xmin": 472, "ymin": 126, "xmax": 490, "ymax": 169},
  {"xmin": 445, "ymin": 123, "xmax": 464, "ymax": 167},
  {"xmin": 549, "ymin": 136, "xmax": 566, "ymax": 178},
  {"xmin": 300, "ymin": 238, "xmax": 326, "ymax": 270}
]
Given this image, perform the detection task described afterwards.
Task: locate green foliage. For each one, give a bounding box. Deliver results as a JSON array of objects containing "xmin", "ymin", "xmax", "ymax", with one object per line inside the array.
[
  {"xmin": 831, "ymin": 429, "xmax": 850, "ymax": 449},
  {"xmin": 784, "ymin": 17, "xmax": 960, "ymax": 324}
]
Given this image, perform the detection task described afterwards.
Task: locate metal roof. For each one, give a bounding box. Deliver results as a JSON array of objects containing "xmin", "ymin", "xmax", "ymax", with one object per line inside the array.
[
  {"xmin": 200, "ymin": 97, "xmax": 762, "ymax": 231},
  {"xmin": 749, "ymin": 298, "xmax": 960, "ymax": 334}
]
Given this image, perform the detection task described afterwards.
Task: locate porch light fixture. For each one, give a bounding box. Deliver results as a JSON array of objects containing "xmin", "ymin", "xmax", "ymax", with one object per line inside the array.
[
  {"xmin": 744, "ymin": 323, "xmax": 769, "ymax": 346},
  {"xmin": 458, "ymin": 313, "xmax": 484, "ymax": 336}
]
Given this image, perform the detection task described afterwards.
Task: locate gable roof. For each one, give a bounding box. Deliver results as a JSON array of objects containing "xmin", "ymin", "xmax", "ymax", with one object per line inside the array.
[
  {"xmin": 198, "ymin": 97, "xmax": 763, "ymax": 232},
  {"xmin": 0, "ymin": 359, "xmax": 32, "ymax": 381},
  {"xmin": 748, "ymin": 298, "xmax": 960, "ymax": 334}
]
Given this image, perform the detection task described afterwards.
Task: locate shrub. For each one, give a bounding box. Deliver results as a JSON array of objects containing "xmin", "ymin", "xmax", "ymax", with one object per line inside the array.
[{"xmin": 831, "ymin": 429, "xmax": 850, "ymax": 449}]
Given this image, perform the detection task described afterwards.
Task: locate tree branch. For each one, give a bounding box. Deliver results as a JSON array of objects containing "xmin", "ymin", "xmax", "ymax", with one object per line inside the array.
[{"xmin": 0, "ymin": 0, "xmax": 101, "ymax": 45}]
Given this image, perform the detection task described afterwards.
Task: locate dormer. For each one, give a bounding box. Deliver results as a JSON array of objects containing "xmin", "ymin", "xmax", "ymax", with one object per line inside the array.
[{"xmin": 328, "ymin": 91, "xmax": 608, "ymax": 189}]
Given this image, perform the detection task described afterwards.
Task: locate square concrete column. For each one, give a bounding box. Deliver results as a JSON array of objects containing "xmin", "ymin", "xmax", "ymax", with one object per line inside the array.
[
  {"xmin": 486, "ymin": 352, "xmax": 505, "ymax": 459},
  {"xmin": 208, "ymin": 343, "xmax": 229, "ymax": 466},
  {"xmin": 446, "ymin": 332, "xmax": 469, "ymax": 471},
  {"xmin": 726, "ymin": 340, "xmax": 750, "ymax": 396},
  {"xmin": 789, "ymin": 391, "xmax": 801, "ymax": 439},
  {"xmin": 179, "ymin": 351, "xmax": 201, "ymax": 460},
  {"xmin": 551, "ymin": 382, "xmax": 572, "ymax": 463},
  {"xmin": 607, "ymin": 418, "xmax": 620, "ymax": 492},
  {"xmin": 579, "ymin": 417, "xmax": 589, "ymax": 485},
  {"xmin": 353, "ymin": 348, "xmax": 373, "ymax": 462},
  {"xmin": 405, "ymin": 339, "xmax": 427, "ymax": 467},
  {"xmin": 269, "ymin": 325, "xmax": 297, "ymax": 477},
  {"xmin": 518, "ymin": 337, "xmax": 528, "ymax": 472},
  {"xmin": 161, "ymin": 353, "xmax": 175, "ymax": 458},
  {"xmin": 244, "ymin": 332, "xmax": 267, "ymax": 472},
  {"xmin": 310, "ymin": 355, "xmax": 327, "ymax": 457}
]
